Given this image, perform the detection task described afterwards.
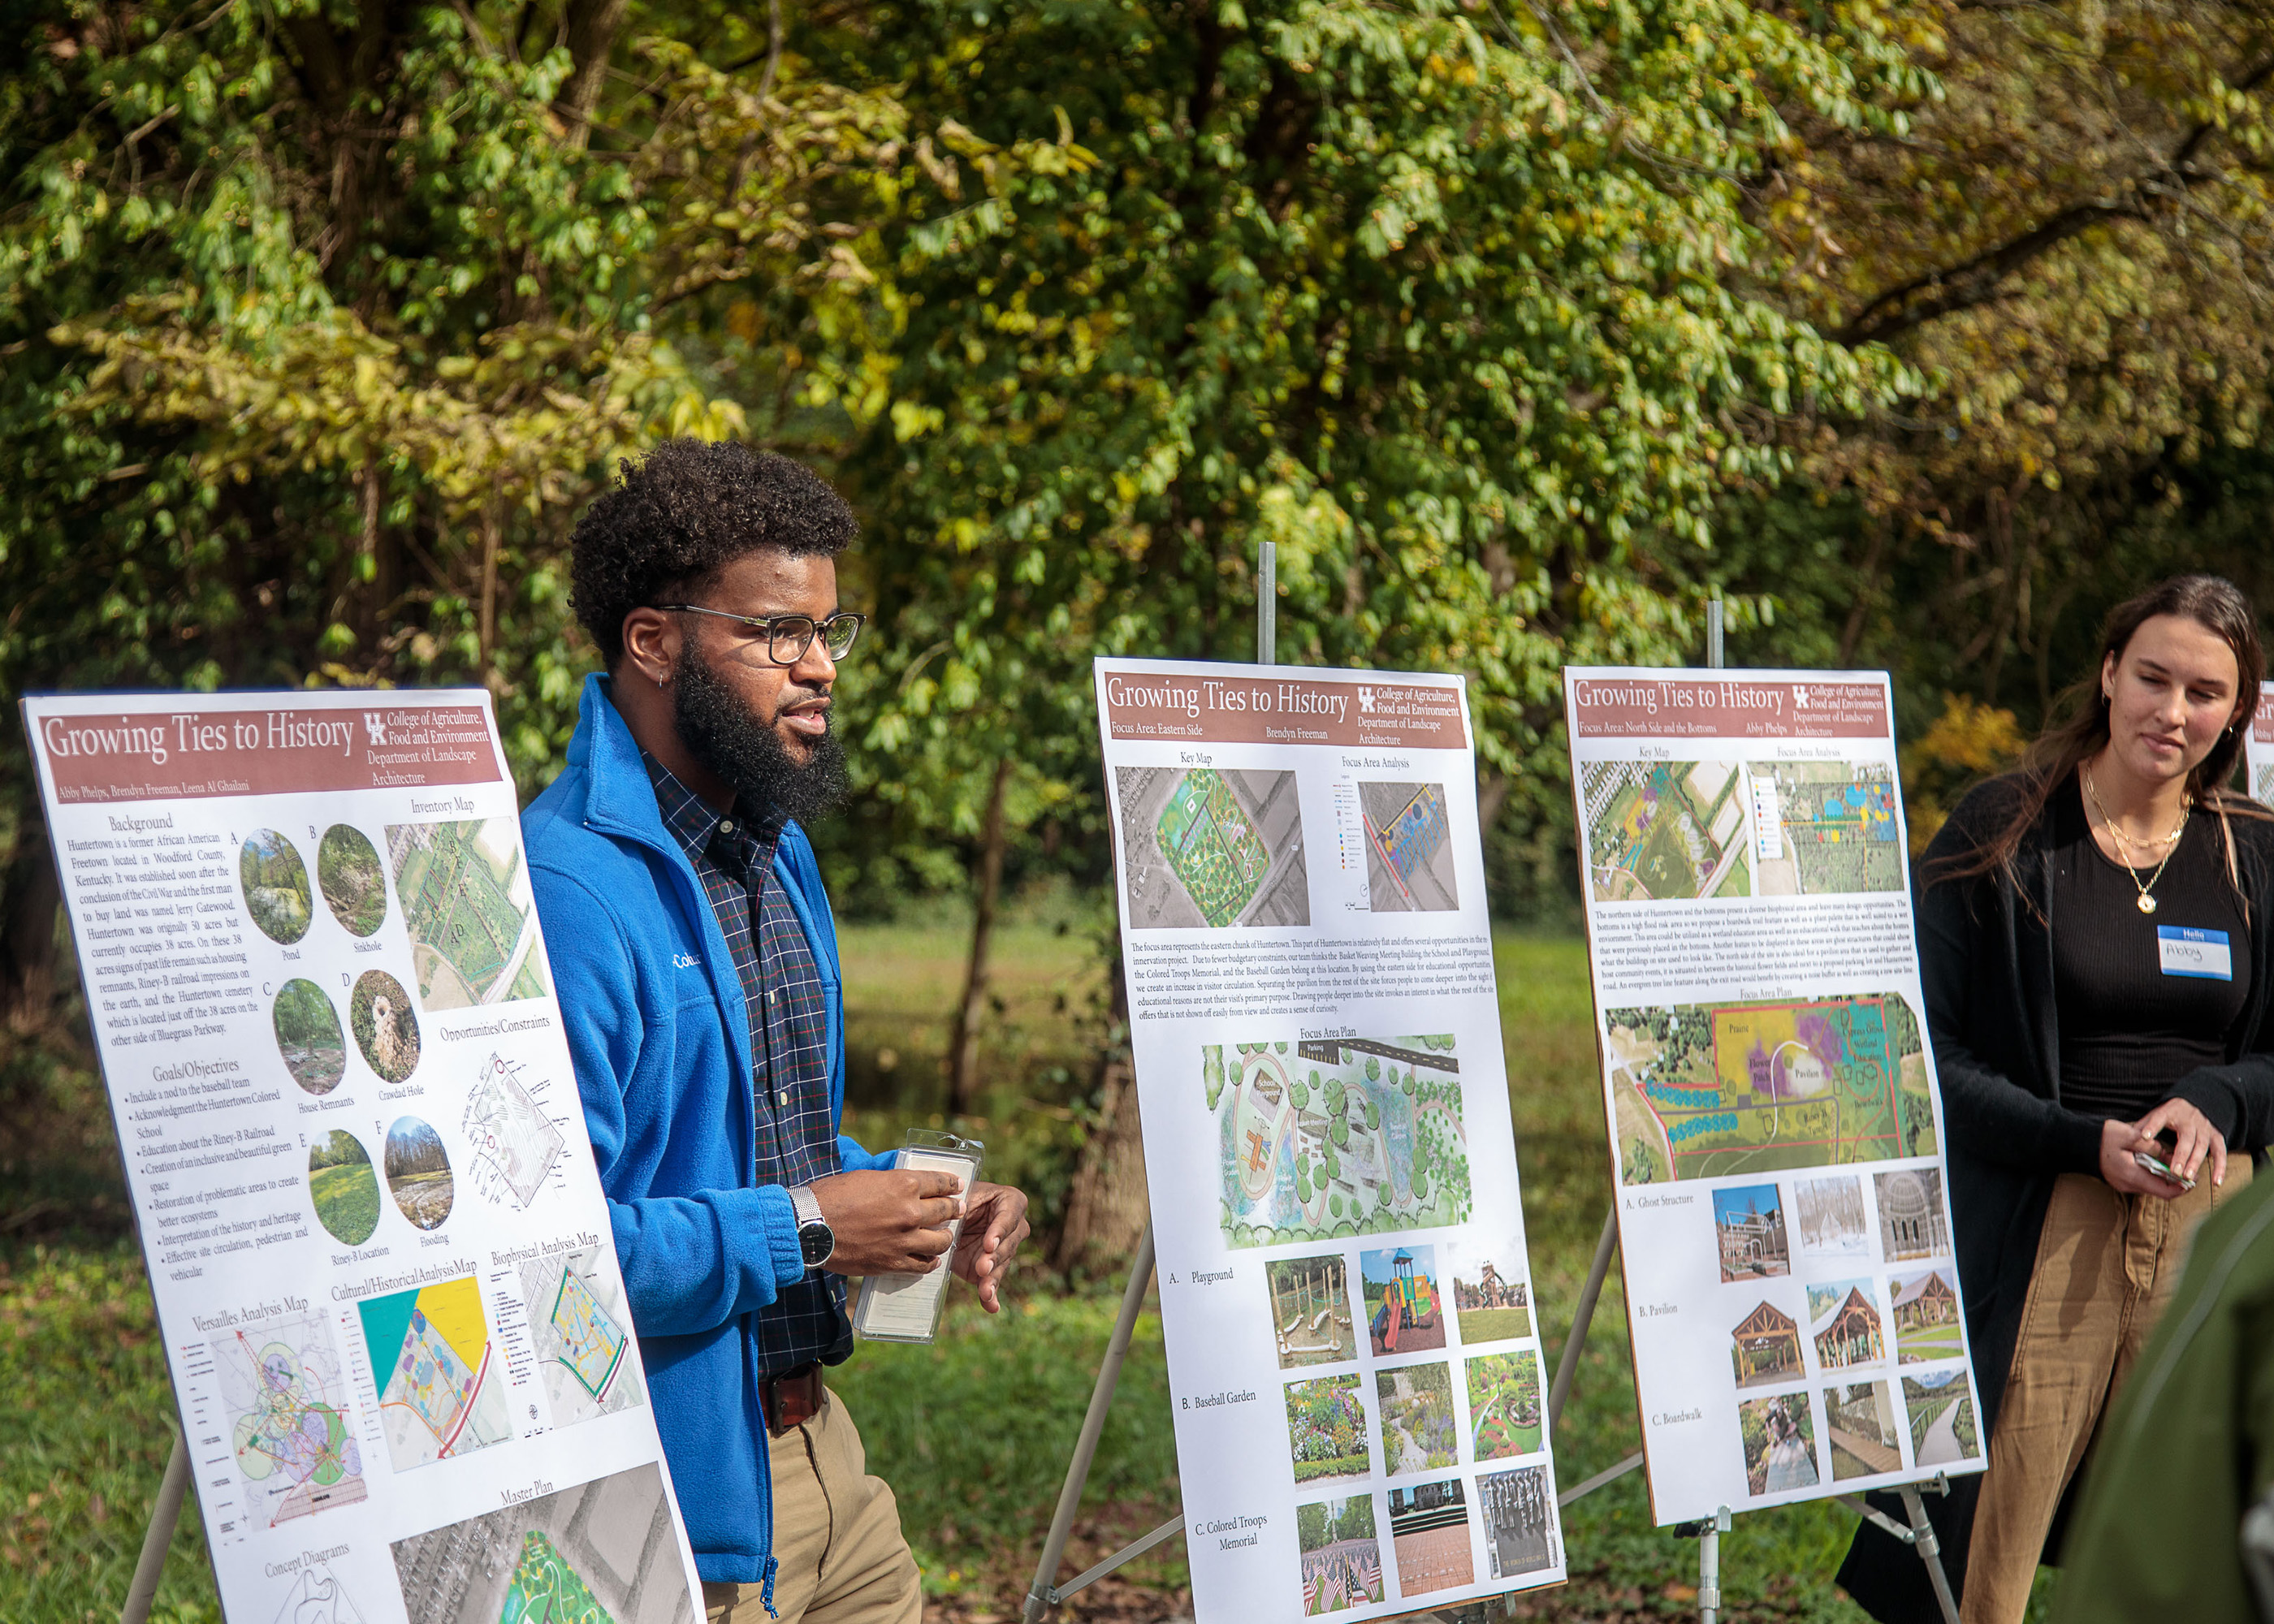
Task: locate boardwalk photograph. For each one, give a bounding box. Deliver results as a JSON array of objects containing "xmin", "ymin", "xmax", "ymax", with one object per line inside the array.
[{"xmin": 1822, "ymin": 1382, "xmax": 1903, "ymax": 1480}]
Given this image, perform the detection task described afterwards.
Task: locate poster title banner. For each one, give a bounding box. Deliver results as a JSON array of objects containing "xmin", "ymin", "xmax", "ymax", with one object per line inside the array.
[
  {"xmin": 2256, "ymin": 692, "xmax": 2274, "ymax": 745},
  {"xmin": 1100, "ymin": 667, "xmax": 1468, "ymax": 749},
  {"xmin": 1567, "ymin": 676, "xmax": 1889, "ymax": 741},
  {"xmin": 33, "ymin": 698, "xmax": 502, "ymax": 802}
]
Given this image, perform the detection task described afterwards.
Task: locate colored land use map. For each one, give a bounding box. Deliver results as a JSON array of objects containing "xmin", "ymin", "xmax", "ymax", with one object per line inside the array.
[
  {"xmin": 357, "ymin": 1276, "xmax": 513, "ymax": 1472},
  {"xmin": 386, "ymin": 818, "xmax": 550, "ymax": 1010},
  {"xmin": 389, "ymin": 1461, "xmax": 692, "ymax": 1624},
  {"xmin": 1360, "ymin": 782, "xmax": 1458, "ymax": 911},
  {"xmin": 1748, "ymin": 761, "xmax": 1903, "ymax": 896},
  {"xmin": 1581, "ymin": 760, "xmax": 1749, "ymax": 902},
  {"xmin": 212, "ymin": 1315, "xmax": 368, "ymax": 1527},
  {"xmin": 1114, "ymin": 766, "xmax": 1310, "ymax": 928},
  {"xmin": 1602, "ymin": 994, "xmax": 1934, "ymax": 1185},
  {"xmin": 1207, "ymin": 1034, "xmax": 1471, "ymax": 1248},
  {"xmin": 518, "ymin": 1246, "xmax": 645, "ymax": 1427},
  {"xmin": 465, "ymin": 1052, "xmax": 566, "ymax": 1209}
]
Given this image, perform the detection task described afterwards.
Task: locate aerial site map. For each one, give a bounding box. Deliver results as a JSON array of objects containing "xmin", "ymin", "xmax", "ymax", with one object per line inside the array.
[
  {"xmin": 1115, "ymin": 766, "xmax": 1310, "ymax": 928},
  {"xmin": 1205, "ymin": 1034, "xmax": 1471, "ymax": 1248},
  {"xmin": 1360, "ymin": 782, "xmax": 1458, "ymax": 911},
  {"xmin": 211, "ymin": 1315, "xmax": 367, "ymax": 1527},
  {"xmin": 1602, "ymin": 994, "xmax": 1935, "ymax": 1185},
  {"xmin": 1580, "ymin": 760, "xmax": 1749, "ymax": 902},
  {"xmin": 1746, "ymin": 762, "xmax": 1903, "ymax": 895},
  {"xmin": 385, "ymin": 818, "xmax": 550, "ymax": 1009}
]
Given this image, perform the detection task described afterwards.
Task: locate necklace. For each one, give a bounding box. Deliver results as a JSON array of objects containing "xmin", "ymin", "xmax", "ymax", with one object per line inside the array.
[{"xmin": 2082, "ymin": 768, "xmax": 2192, "ymax": 915}]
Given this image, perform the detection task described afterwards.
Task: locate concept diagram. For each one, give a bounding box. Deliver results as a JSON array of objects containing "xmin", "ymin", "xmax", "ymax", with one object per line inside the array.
[
  {"xmin": 1359, "ymin": 782, "xmax": 1458, "ymax": 911},
  {"xmin": 356, "ymin": 1276, "xmax": 512, "ymax": 1472},
  {"xmin": 464, "ymin": 1052, "xmax": 566, "ymax": 1209},
  {"xmin": 1745, "ymin": 761, "xmax": 1903, "ymax": 896},
  {"xmin": 517, "ymin": 1246, "xmax": 646, "ymax": 1427},
  {"xmin": 386, "ymin": 818, "xmax": 550, "ymax": 1009},
  {"xmin": 391, "ymin": 1461, "xmax": 694, "ymax": 1624},
  {"xmin": 1207, "ymin": 1034, "xmax": 1470, "ymax": 1248},
  {"xmin": 267, "ymin": 1562, "xmax": 365, "ymax": 1624},
  {"xmin": 1114, "ymin": 767, "xmax": 1309, "ymax": 928},
  {"xmin": 211, "ymin": 1315, "xmax": 368, "ymax": 1527},
  {"xmin": 1581, "ymin": 760, "xmax": 1749, "ymax": 901},
  {"xmin": 1602, "ymin": 993, "xmax": 1935, "ymax": 1184}
]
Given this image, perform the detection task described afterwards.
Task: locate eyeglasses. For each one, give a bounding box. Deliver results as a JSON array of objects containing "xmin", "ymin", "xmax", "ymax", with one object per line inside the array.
[{"xmin": 659, "ymin": 606, "xmax": 866, "ymax": 666}]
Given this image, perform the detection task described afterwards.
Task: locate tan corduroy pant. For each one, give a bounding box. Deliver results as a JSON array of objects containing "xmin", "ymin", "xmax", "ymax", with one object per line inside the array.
[
  {"xmin": 703, "ymin": 1389, "xmax": 923, "ymax": 1624},
  {"xmin": 1961, "ymin": 1162, "xmax": 2250, "ymax": 1623}
]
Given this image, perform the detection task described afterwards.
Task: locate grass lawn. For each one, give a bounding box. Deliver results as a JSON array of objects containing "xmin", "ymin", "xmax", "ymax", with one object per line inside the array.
[
  {"xmin": 1458, "ymin": 1305, "xmax": 1533, "ymax": 1343},
  {"xmin": 308, "ymin": 1162, "xmax": 379, "ymax": 1246},
  {"xmin": 1, "ymin": 920, "xmax": 2061, "ymax": 1622},
  {"xmin": 1897, "ymin": 1322, "xmax": 1967, "ymax": 1362}
]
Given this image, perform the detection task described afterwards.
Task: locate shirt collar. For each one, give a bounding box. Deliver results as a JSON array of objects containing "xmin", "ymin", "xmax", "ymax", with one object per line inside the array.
[{"xmin": 640, "ymin": 750, "xmax": 784, "ymax": 880}]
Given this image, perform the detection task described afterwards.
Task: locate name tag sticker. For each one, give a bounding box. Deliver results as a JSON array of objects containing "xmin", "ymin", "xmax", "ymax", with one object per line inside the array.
[{"xmin": 2158, "ymin": 926, "xmax": 2233, "ymax": 981}]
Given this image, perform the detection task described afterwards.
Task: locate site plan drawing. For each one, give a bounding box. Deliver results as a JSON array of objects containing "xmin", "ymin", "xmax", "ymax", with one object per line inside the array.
[
  {"xmin": 357, "ymin": 1276, "xmax": 513, "ymax": 1472},
  {"xmin": 1565, "ymin": 667, "xmax": 1985, "ymax": 1526},
  {"xmin": 518, "ymin": 1246, "xmax": 646, "ymax": 1427},
  {"xmin": 214, "ymin": 1315, "xmax": 369, "ymax": 1527},
  {"xmin": 1581, "ymin": 760, "xmax": 1749, "ymax": 901},
  {"xmin": 1114, "ymin": 765, "xmax": 1310, "ymax": 928},
  {"xmin": 1208, "ymin": 1034, "xmax": 1471, "ymax": 1248},
  {"xmin": 1360, "ymin": 782, "xmax": 1459, "ymax": 911},
  {"xmin": 386, "ymin": 818, "xmax": 549, "ymax": 1009},
  {"xmin": 1603, "ymin": 994, "xmax": 1935, "ymax": 1185},
  {"xmin": 1098, "ymin": 657, "xmax": 1563, "ymax": 1622},
  {"xmin": 463, "ymin": 1052, "xmax": 567, "ymax": 1209},
  {"xmin": 1746, "ymin": 762, "xmax": 1904, "ymax": 896}
]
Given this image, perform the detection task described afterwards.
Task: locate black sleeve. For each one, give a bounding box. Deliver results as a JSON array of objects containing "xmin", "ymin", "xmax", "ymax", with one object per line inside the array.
[
  {"xmin": 2168, "ymin": 820, "xmax": 2274, "ymax": 1149},
  {"xmin": 1916, "ymin": 784, "xmax": 2105, "ymax": 1176}
]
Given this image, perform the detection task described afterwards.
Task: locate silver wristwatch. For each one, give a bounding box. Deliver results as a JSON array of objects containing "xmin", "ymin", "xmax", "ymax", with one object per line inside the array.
[{"xmin": 789, "ymin": 1184, "xmax": 834, "ymax": 1272}]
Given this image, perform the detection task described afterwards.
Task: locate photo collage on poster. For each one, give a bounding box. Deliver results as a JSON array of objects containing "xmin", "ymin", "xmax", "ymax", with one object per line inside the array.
[{"xmin": 1565, "ymin": 669, "xmax": 1988, "ymax": 1525}]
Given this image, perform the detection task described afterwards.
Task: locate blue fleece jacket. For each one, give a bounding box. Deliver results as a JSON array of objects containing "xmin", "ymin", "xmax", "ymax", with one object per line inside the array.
[{"xmin": 522, "ymin": 674, "xmax": 891, "ymax": 1592}]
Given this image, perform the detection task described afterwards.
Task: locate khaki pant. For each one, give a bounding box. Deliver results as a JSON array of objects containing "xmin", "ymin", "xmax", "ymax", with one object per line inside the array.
[
  {"xmin": 703, "ymin": 1389, "xmax": 923, "ymax": 1624},
  {"xmin": 1963, "ymin": 1162, "xmax": 2250, "ymax": 1623}
]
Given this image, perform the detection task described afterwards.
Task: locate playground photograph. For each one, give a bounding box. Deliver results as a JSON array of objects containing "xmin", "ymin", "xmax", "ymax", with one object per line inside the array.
[
  {"xmin": 1360, "ymin": 1244, "xmax": 1446, "ymax": 1356},
  {"xmin": 1463, "ymin": 1351, "xmax": 1543, "ymax": 1462},
  {"xmin": 1295, "ymin": 1496, "xmax": 1384, "ymax": 1616},
  {"xmin": 1375, "ymin": 1363, "xmax": 1459, "ymax": 1475},
  {"xmin": 1267, "ymin": 1252, "xmax": 1357, "ymax": 1369},
  {"xmin": 1284, "ymin": 1374, "xmax": 1373, "ymax": 1488},
  {"xmin": 1450, "ymin": 1242, "xmax": 1532, "ymax": 1343}
]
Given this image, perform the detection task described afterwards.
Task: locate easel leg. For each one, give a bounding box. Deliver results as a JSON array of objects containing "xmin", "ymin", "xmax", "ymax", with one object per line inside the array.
[
  {"xmin": 1546, "ymin": 1207, "xmax": 1618, "ymax": 1433},
  {"xmin": 1899, "ymin": 1487, "xmax": 1961, "ymax": 1624},
  {"xmin": 1023, "ymin": 1224, "xmax": 1158, "ymax": 1624},
  {"xmin": 1698, "ymin": 1506, "xmax": 1727, "ymax": 1624},
  {"xmin": 120, "ymin": 1424, "xmax": 188, "ymax": 1624}
]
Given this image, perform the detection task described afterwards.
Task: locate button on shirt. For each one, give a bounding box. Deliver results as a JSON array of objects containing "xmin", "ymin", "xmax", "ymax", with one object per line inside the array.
[{"xmin": 644, "ymin": 752, "xmax": 850, "ymax": 1377}]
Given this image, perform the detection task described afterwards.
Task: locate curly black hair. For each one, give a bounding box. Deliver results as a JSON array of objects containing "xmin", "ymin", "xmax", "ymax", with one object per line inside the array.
[{"xmin": 569, "ymin": 438, "xmax": 857, "ymax": 666}]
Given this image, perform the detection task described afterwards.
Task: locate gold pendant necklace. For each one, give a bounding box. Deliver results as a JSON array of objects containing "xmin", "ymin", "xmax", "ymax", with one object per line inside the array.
[{"xmin": 2082, "ymin": 768, "xmax": 2190, "ymax": 915}]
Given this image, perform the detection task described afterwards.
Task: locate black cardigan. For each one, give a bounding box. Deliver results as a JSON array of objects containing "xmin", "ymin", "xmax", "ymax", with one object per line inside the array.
[{"xmin": 1839, "ymin": 773, "xmax": 2274, "ymax": 1622}]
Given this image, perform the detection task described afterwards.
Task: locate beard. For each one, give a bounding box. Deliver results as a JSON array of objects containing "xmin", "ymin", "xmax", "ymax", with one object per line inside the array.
[{"xmin": 672, "ymin": 643, "xmax": 850, "ymax": 827}]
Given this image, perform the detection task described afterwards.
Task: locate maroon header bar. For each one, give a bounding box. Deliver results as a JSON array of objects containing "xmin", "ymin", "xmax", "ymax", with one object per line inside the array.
[
  {"xmin": 32, "ymin": 702, "xmax": 504, "ymax": 804},
  {"xmin": 1100, "ymin": 672, "xmax": 1468, "ymax": 749},
  {"xmin": 2256, "ymin": 693, "xmax": 2274, "ymax": 745},
  {"xmin": 1567, "ymin": 676, "xmax": 1889, "ymax": 741}
]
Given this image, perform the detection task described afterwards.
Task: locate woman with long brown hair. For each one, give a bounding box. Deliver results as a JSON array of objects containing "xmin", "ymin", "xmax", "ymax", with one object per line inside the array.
[{"xmin": 1840, "ymin": 575, "xmax": 2274, "ymax": 1623}]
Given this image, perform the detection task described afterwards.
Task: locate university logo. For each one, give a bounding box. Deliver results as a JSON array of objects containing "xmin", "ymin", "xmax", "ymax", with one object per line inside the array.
[{"xmin": 364, "ymin": 713, "xmax": 390, "ymax": 745}]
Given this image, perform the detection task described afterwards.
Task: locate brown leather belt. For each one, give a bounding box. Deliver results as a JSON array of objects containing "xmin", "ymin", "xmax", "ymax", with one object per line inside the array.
[{"xmin": 760, "ymin": 1363, "xmax": 824, "ymax": 1436}]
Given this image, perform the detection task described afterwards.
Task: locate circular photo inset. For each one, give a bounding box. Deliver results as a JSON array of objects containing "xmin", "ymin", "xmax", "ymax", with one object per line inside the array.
[
  {"xmin": 351, "ymin": 970, "xmax": 422, "ymax": 1083},
  {"xmin": 318, "ymin": 824, "xmax": 388, "ymax": 937},
  {"xmin": 383, "ymin": 1116, "xmax": 454, "ymax": 1230},
  {"xmin": 240, "ymin": 829, "xmax": 313, "ymax": 944},
  {"xmin": 272, "ymin": 978, "xmax": 346, "ymax": 1096},
  {"xmin": 307, "ymin": 1129, "xmax": 380, "ymax": 1246}
]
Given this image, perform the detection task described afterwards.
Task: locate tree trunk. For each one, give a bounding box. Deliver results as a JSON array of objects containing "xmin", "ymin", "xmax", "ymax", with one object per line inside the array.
[
  {"xmin": 1, "ymin": 810, "xmax": 63, "ymax": 1034},
  {"xmin": 1053, "ymin": 932, "xmax": 1148, "ymax": 1277},
  {"xmin": 945, "ymin": 758, "xmax": 1011, "ymax": 1116}
]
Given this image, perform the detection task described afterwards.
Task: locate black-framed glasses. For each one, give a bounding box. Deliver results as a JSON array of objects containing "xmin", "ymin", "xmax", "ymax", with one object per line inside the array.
[{"xmin": 659, "ymin": 605, "xmax": 866, "ymax": 665}]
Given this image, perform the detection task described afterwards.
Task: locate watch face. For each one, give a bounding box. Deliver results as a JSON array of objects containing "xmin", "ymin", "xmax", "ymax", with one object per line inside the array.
[{"xmin": 800, "ymin": 1221, "xmax": 832, "ymax": 1266}]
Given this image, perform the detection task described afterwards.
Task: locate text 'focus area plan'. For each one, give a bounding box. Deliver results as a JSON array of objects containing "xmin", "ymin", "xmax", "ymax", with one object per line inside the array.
[
  {"xmin": 1563, "ymin": 668, "xmax": 1987, "ymax": 1524},
  {"xmin": 24, "ymin": 689, "xmax": 702, "ymax": 1624},
  {"xmin": 1097, "ymin": 659, "xmax": 1565, "ymax": 1622}
]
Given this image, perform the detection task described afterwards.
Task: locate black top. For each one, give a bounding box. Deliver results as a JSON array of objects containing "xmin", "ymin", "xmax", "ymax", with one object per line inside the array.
[{"xmin": 2052, "ymin": 781, "xmax": 2252, "ymax": 1122}]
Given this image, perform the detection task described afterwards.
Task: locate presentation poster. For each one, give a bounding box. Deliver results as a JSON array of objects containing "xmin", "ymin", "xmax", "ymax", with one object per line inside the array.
[
  {"xmin": 1095, "ymin": 658, "xmax": 1565, "ymax": 1622},
  {"xmin": 24, "ymin": 690, "xmax": 701, "ymax": 1624},
  {"xmin": 1562, "ymin": 668, "xmax": 1987, "ymax": 1525},
  {"xmin": 2250, "ymin": 692, "xmax": 2274, "ymax": 806}
]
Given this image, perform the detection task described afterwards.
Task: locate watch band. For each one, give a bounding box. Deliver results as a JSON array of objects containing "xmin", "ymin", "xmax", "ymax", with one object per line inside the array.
[{"xmin": 789, "ymin": 1184, "xmax": 833, "ymax": 1270}]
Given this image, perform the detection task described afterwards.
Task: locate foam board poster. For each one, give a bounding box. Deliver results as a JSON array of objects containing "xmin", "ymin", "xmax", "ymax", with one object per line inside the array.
[
  {"xmin": 1562, "ymin": 668, "xmax": 1988, "ymax": 1524},
  {"xmin": 1095, "ymin": 657, "xmax": 1565, "ymax": 1622},
  {"xmin": 2250, "ymin": 691, "xmax": 2274, "ymax": 806},
  {"xmin": 24, "ymin": 689, "xmax": 701, "ymax": 1624}
]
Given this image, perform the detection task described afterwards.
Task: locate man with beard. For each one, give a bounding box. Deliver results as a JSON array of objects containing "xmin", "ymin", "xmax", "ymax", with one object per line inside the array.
[{"xmin": 525, "ymin": 439, "xmax": 1031, "ymax": 1624}]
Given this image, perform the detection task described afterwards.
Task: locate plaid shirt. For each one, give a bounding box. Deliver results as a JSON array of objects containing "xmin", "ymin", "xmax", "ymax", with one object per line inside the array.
[{"xmin": 643, "ymin": 752, "xmax": 851, "ymax": 1377}]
